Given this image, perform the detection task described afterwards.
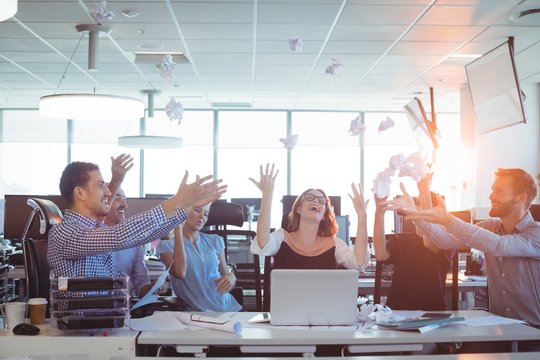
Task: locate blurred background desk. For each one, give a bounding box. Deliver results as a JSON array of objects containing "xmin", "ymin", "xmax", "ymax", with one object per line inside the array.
[{"xmin": 0, "ymin": 320, "xmax": 137, "ymax": 360}]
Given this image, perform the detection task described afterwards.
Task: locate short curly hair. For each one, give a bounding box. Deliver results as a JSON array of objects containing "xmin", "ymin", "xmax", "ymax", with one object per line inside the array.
[{"xmin": 59, "ymin": 161, "xmax": 100, "ymax": 205}]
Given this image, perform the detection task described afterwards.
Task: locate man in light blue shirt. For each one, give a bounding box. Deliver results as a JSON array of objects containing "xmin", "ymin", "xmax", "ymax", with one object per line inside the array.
[{"xmin": 106, "ymin": 188, "xmax": 166, "ymax": 298}]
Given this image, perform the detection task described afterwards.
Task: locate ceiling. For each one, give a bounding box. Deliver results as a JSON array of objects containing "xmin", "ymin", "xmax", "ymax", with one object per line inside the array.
[{"xmin": 1, "ymin": 0, "xmax": 539, "ymax": 113}]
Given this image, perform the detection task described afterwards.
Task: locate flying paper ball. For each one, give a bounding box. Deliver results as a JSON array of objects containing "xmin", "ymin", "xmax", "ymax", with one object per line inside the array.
[
  {"xmin": 288, "ymin": 36, "xmax": 303, "ymax": 53},
  {"xmin": 348, "ymin": 113, "xmax": 366, "ymax": 136},
  {"xmin": 279, "ymin": 134, "xmax": 299, "ymax": 151},
  {"xmin": 378, "ymin": 116, "xmax": 395, "ymax": 132},
  {"xmin": 165, "ymin": 98, "xmax": 184, "ymax": 124},
  {"xmin": 158, "ymin": 54, "xmax": 176, "ymax": 81},
  {"xmin": 325, "ymin": 58, "xmax": 343, "ymax": 77},
  {"xmin": 92, "ymin": 1, "xmax": 114, "ymax": 22}
]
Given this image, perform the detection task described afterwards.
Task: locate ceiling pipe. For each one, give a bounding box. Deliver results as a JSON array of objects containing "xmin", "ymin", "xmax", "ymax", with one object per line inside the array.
[{"xmin": 75, "ymin": 24, "xmax": 111, "ymax": 71}]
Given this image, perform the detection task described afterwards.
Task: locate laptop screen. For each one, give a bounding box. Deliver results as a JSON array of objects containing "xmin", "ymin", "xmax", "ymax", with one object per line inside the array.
[{"xmin": 270, "ymin": 269, "xmax": 359, "ymax": 326}]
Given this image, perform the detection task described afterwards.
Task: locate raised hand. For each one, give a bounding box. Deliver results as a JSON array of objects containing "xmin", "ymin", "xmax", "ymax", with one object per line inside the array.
[
  {"xmin": 167, "ymin": 172, "xmax": 227, "ymax": 215},
  {"xmin": 349, "ymin": 183, "xmax": 369, "ymax": 218},
  {"xmin": 110, "ymin": 153, "xmax": 134, "ymax": 185},
  {"xmin": 403, "ymin": 194, "xmax": 453, "ymax": 226},
  {"xmin": 417, "ymin": 173, "xmax": 434, "ymax": 210},
  {"xmin": 386, "ymin": 182, "xmax": 416, "ymax": 212},
  {"xmin": 249, "ymin": 163, "xmax": 279, "ymax": 194},
  {"xmin": 374, "ymin": 195, "xmax": 391, "ymax": 214}
]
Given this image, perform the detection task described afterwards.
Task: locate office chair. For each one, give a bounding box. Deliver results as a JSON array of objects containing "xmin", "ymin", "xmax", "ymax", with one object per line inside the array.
[
  {"xmin": 202, "ymin": 202, "xmax": 263, "ymax": 311},
  {"xmin": 21, "ymin": 198, "xmax": 63, "ymax": 311},
  {"xmin": 373, "ymin": 233, "xmax": 459, "ymax": 310}
]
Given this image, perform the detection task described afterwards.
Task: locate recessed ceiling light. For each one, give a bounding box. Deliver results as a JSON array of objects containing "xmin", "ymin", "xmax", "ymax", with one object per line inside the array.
[
  {"xmin": 121, "ymin": 9, "xmax": 140, "ymax": 18},
  {"xmin": 137, "ymin": 44, "xmax": 165, "ymax": 50}
]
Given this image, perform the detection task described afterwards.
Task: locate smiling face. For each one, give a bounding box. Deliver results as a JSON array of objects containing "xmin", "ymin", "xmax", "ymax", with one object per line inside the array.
[
  {"xmin": 104, "ymin": 188, "xmax": 127, "ymax": 226},
  {"xmin": 286, "ymin": 188, "xmax": 338, "ymax": 236},
  {"xmin": 488, "ymin": 176, "xmax": 521, "ymax": 218},
  {"xmin": 297, "ymin": 190, "xmax": 328, "ymax": 222},
  {"xmin": 184, "ymin": 204, "xmax": 211, "ymax": 233},
  {"xmin": 76, "ymin": 169, "xmax": 111, "ymax": 219}
]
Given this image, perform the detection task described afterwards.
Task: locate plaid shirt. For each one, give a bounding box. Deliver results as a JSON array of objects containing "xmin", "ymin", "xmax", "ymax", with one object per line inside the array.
[{"xmin": 48, "ymin": 206, "xmax": 186, "ymax": 277}]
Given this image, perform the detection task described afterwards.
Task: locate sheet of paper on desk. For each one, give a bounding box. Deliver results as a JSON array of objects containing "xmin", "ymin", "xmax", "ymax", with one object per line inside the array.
[
  {"xmin": 129, "ymin": 311, "xmax": 186, "ymax": 331},
  {"xmin": 456, "ymin": 315, "xmax": 525, "ymax": 327},
  {"xmin": 130, "ymin": 265, "xmax": 169, "ymax": 311},
  {"xmin": 175, "ymin": 313, "xmax": 242, "ymax": 334}
]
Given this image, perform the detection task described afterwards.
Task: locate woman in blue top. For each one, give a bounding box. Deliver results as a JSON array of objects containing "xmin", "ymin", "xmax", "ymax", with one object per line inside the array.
[{"xmin": 157, "ymin": 204, "xmax": 241, "ymax": 312}]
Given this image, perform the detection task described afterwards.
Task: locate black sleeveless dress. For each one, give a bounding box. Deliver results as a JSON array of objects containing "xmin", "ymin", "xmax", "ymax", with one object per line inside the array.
[{"xmin": 273, "ymin": 242, "xmax": 337, "ymax": 270}]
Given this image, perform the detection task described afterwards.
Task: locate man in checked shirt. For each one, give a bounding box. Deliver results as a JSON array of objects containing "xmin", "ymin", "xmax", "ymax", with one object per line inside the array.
[{"xmin": 48, "ymin": 156, "xmax": 227, "ymax": 279}]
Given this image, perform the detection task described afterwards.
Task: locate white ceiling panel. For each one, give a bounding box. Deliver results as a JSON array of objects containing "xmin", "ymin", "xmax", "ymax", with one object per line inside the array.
[
  {"xmin": 0, "ymin": 0, "xmax": 536, "ymax": 112},
  {"xmin": 419, "ymin": 4, "xmax": 516, "ymax": 26},
  {"xmin": 339, "ymin": 4, "xmax": 428, "ymax": 25}
]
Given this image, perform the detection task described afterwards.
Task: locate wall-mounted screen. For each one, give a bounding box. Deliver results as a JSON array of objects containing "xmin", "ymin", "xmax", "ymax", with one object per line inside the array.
[{"xmin": 465, "ymin": 40, "xmax": 526, "ymax": 134}]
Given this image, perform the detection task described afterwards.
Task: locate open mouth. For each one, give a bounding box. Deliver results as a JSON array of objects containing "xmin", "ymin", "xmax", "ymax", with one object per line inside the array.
[{"xmin": 309, "ymin": 204, "xmax": 321, "ymax": 212}]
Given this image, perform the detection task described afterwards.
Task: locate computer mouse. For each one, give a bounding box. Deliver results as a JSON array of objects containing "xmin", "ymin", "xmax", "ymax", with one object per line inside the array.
[{"xmin": 12, "ymin": 323, "xmax": 40, "ymax": 336}]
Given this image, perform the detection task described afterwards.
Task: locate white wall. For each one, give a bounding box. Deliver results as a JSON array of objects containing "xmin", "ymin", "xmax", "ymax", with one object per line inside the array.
[{"xmin": 461, "ymin": 83, "xmax": 540, "ymax": 209}]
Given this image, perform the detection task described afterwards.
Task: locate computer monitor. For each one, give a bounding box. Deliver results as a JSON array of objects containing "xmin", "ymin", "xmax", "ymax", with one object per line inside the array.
[
  {"xmin": 335, "ymin": 215, "xmax": 350, "ymax": 245},
  {"xmin": 126, "ymin": 197, "xmax": 167, "ymax": 218},
  {"xmin": 230, "ymin": 198, "xmax": 261, "ymax": 222}
]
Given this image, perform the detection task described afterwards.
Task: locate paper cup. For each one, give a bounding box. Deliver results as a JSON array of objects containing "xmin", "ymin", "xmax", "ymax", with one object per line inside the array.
[
  {"xmin": 28, "ymin": 298, "xmax": 47, "ymax": 325},
  {"xmin": 1, "ymin": 302, "xmax": 27, "ymax": 330}
]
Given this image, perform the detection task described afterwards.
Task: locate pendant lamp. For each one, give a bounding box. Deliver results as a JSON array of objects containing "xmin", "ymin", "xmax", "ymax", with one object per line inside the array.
[
  {"xmin": 118, "ymin": 90, "xmax": 183, "ymax": 149},
  {"xmin": 39, "ymin": 24, "xmax": 144, "ymax": 121}
]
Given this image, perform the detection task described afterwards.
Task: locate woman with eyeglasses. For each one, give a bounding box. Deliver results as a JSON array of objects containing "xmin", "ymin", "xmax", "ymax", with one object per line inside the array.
[{"xmin": 249, "ymin": 163, "xmax": 369, "ymax": 270}]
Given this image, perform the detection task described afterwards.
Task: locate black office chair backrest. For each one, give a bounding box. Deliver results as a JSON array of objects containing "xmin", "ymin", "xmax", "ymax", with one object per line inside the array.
[
  {"xmin": 22, "ymin": 198, "xmax": 63, "ymax": 306},
  {"xmin": 205, "ymin": 202, "xmax": 244, "ymax": 228},
  {"xmin": 373, "ymin": 233, "xmax": 458, "ymax": 310}
]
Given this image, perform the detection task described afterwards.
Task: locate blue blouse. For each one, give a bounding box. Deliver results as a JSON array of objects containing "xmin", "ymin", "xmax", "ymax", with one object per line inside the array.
[{"xmin": 157, "ymin": 232, "xmax": 241, "ymax": 312}]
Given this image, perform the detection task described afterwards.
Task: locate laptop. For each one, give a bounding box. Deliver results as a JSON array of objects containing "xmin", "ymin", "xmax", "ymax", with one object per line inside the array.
[{"xmin": 270, "ymin": 269, "xmax": 359, "ymax": 326}]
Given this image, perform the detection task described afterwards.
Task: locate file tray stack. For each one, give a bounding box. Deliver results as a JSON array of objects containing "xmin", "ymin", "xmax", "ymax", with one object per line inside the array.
[{"xmin": 50, "ymin": 276, "xmax": 129, "ymax": 331}]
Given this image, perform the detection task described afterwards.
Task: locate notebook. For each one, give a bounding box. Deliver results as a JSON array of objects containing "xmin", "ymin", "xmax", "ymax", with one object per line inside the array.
[{"xmin": 270, "ymin": 269, "xmax": 359, "ymax": 326}]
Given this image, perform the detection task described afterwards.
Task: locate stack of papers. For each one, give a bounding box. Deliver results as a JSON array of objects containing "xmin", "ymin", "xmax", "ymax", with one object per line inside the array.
[
  {"xmin": 378, "ymin": 316, "xmax": 465, "ymax": 333},
  {"xmin": 145, "ymin": 259, "xmax": 166, "ymax": 271}
]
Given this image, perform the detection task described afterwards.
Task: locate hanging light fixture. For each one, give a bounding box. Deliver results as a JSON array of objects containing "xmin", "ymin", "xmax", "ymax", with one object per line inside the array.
[
  {"xmin": 118, "ymin": 90, "xmax": 183, "ymax": 149},
  {"xmin": 118, "ymin": 135, "xmax": 183, "ymax": 149},
  {"xmin": 40, "ymin": 93, "xmax": 144, "ymax": 121},
  {"xmin": 38, "ymin": 24, "xmax": 144, "ymax": 121},
  {"xmin": 0, "ymin": 0, "xmax": 17, "ymax": 22}
]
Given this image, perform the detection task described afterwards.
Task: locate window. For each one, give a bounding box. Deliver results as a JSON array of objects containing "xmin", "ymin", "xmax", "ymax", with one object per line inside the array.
[
  {"xmin": 143, "ymin": 111, "xmax": 214, "ymax": 196},
  {"xmin": 1, "ymin": 111, "xmax": 67, "ymax": 195},
  {"xmin": 292, "ymin": 111, "xmax": 361, "ymax": 234},
  {"xmin": 218, "ymin": 111, "xmax": 287, "ymax": 229}
]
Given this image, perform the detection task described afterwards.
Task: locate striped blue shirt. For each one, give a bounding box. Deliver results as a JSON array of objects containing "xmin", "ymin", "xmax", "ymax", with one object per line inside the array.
[{"xmin": 48, "ymin": 206, "xmax": 186, "ymax": 278}]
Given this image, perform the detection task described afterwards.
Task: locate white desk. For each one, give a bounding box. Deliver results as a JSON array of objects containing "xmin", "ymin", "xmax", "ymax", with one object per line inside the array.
[
  {"xmin": 101, "ymin": 354, "xmax": 540, "ymax": 360},
  {"xmin": 0, "ymin": 320, "xmax": 138, "ymax": 360},
  {"xmin": 137, "ymin": 310, "xmax": 540, "ymax": 355}
]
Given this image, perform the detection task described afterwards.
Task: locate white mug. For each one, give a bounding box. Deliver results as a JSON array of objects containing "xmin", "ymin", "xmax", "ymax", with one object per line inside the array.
[{"xmin": 1, "ymin": 302, "xmax": 27, "ymax": 330}]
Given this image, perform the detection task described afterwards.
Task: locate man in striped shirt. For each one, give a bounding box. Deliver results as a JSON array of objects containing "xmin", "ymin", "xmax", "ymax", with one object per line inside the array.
[{"xmin": 48, "ymin": 158, "xmax": 226, "ymax": 278}]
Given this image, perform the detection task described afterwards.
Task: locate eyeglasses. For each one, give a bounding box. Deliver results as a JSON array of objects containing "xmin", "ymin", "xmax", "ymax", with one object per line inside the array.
[{"xmin": 303, "ymin": 193, "xmax": 328, "ymax": 205}]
